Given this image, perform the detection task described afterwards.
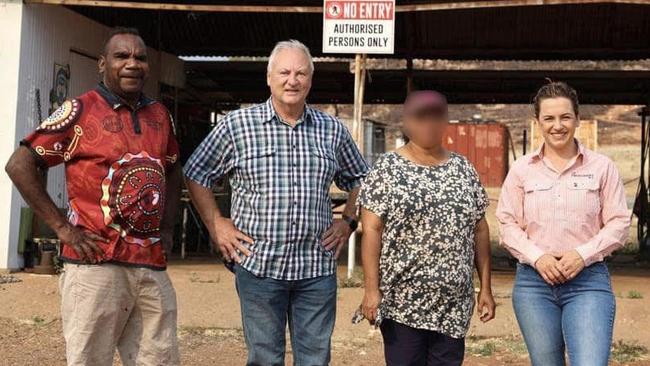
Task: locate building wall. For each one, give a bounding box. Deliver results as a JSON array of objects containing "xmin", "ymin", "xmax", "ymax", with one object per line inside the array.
[
  {"xmin": 0, "ymin": 1, "xmax": 26, "ymax": 271},
  {"xmin": 0, "ymin": 3, "xmax": 185, "ymax": 270}
]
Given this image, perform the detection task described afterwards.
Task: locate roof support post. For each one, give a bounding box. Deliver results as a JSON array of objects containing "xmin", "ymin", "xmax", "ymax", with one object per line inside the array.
[
  {"xmin": 406, "ymin": 58, "xmax": 414, "ymax": 93},
  {"xmin": 352, "ymin": 54, "xmax": 367, "ymax": 151},
  {"xmin": 348, "ymin": 53, "xmax": 366, "ymax": 280},
  {"xmin": 637, "ymin": 105, "xmax": 650, "ymax": 257}
]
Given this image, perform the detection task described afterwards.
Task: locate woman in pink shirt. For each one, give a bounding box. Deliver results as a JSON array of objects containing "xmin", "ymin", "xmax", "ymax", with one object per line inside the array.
[{"xmin": 496, "ymin": 81, "xmax": 630, "ymax": 366}]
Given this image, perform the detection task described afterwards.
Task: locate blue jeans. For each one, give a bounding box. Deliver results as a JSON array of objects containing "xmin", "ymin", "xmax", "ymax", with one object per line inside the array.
[
  {"xmin": 512, "ymin": 262, "xmax": 616, "ymax": 366},
  {"xmin": 234, "ymin": 265, "xmax": 337, "ymax": 366}
]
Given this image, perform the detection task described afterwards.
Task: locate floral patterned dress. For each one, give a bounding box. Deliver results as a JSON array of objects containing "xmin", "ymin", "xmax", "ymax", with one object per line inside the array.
[{"xmin": 358, "ymin": 151, "xmax": 489, "ymax": 338}]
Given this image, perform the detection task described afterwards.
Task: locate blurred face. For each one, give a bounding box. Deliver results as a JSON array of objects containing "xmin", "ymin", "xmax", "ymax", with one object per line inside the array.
[
  {"xmin": 99, "ymin": 34, "xmax": 149, "ymax": 102},
  {"xmin": 403, "ymin": 108, "xmax": 449, "ymax": 149},
  {"xmin": 267, "ymin": 48, "xmax": 312, "ymax": 108},
  {"xmin": 537, "ymin": 97, "xmax": 579, "ymax": 152}
]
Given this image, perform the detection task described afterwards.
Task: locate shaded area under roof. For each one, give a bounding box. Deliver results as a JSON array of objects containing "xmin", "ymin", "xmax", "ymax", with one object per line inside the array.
[
  {"xmin": 186, "ymin": 60, "xmax": 650, "ymax": 106},
  {"xmin": 66, "ymin": 2, "xmax": 650, "ymax": 60}
]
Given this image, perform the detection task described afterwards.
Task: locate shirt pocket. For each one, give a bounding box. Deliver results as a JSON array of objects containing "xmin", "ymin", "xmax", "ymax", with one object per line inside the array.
[
  {"xmin": 566, "ymin": 179, "xmax": 601, "ymax": 222},
  {"xmin": 239, "ymin": 146, "xmax": 276, "ymax": 195},
  {"xmin": 523, "ymin": 180, "xmax": 555, "ymax": 223},
  {"xmin": 310, "ymin": 145, "xmax": 339, "ymax": 188}
]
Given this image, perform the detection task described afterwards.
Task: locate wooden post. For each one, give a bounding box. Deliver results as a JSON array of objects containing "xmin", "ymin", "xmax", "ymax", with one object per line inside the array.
[
  {"xmin": 352, "ymin": 54, "xmax": 367, "ymax": 150},
  {"xmin": 522, "ymin": 129, "xmax": 527, "ymax": 156},
  {"xmin": 406, "ymin": 57, "xmax": 414, "ymax": 94},
  {"xmin": 639, "ymin": 106, "xmax": 649, "ymax": 256},
  {"xmin": 350, "ymin": 54, "xmax": 368, "ymax": 154},
  {"xmin": 352, "ymin": 55, "xmax": 361, "ymax": 146},
  {"xmin": 348, "ymin": 53, "xmax": 367, "ymax": 280}
]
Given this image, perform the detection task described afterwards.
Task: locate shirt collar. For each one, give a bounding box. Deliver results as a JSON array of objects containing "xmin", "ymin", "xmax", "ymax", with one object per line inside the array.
[
  {"xmin": 528, "ymin": 139, "xmax": 588, "ymax": 164},
  {"xmin": 95, "ymin": 82, "xmax": 154, "ymax": 110},
  {"xmin": 262, "ymin": 97, "xmax": 312, "ymax": 125}
]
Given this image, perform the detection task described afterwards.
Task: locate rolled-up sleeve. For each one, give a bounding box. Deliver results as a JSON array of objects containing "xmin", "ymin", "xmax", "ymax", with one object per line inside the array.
[
  {"xmin": 183, "ymin": 119, "xmax": 236, "ymax": 188},
  {"xmin": 334, "ymin": 127, "xmax": 370, "ymax": 191},
  {"xmin": 575, "ymin": 160, "xmax": 630, "ymax": 266},
  {"xmin": 496, "ymin": 164, "xmax": 546, "ymax": 266}
]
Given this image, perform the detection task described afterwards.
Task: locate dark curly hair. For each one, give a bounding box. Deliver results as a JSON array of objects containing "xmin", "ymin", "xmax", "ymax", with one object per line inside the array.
[{"xmin": 102, "ymin": 27, "xmax": 142, "ymax": 55}]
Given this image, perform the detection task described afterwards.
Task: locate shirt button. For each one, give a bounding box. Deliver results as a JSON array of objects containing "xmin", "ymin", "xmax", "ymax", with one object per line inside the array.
[{"xmin": 292, "ymin": 144, "xmax": 296, "ymax": 149}]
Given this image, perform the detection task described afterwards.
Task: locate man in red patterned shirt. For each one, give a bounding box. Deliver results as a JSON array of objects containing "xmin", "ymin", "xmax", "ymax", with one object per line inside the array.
[{"xmin": 5, "ymin": 27, "xmax": 181, "ymax": 366}]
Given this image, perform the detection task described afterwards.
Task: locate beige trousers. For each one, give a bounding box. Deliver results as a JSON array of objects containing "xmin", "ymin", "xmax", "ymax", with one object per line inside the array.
[{"xmin": 59, "ymin": 263, "xmax": 179, "ymax": 366}]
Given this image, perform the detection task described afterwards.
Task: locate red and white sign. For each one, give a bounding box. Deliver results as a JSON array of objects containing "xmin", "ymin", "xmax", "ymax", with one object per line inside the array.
[{"xmin": 322, "ymin": 0, "xmax": 395, "ymax": 54}]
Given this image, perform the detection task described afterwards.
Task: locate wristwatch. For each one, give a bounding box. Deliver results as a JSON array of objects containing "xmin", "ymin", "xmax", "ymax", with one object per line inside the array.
[{"xmin": 342, "ymin": 214, "xmax": 359, "ymax": 231}]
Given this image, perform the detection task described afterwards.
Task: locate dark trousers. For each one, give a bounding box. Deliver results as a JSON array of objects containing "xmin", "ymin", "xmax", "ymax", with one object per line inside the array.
[{"xmin": 380, "ymin": 319, "xmax": 465, "ymax": 366}]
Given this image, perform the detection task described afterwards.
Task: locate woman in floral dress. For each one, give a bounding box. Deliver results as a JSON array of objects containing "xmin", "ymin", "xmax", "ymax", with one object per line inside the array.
[{"xmin": 359, "ymin": 90, "xmax": 496, "ymax": 366}]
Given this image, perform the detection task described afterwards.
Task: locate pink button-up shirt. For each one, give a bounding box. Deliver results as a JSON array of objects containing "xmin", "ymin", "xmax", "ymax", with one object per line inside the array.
[{"xmin": 496, "ymin": 141, "xmax": 630, "ymax": 267}]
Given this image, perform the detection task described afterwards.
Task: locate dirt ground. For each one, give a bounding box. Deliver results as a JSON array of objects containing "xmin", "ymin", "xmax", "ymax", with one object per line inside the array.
[
  {"xmin": 1, "ymin": 261, "xmax": 649, "ymax": 366},
  {"xmin": 0, "ymin": 128, "xmax": 646, "ymax": 364}
]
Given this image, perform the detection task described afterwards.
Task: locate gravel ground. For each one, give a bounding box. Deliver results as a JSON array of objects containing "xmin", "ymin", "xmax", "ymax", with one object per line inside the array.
[{"xmin": 1, "ymin": 261, "xmax": 649, "ymax": 365}]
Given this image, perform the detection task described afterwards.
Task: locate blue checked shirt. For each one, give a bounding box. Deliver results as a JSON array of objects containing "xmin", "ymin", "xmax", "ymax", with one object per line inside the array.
[{"xmin": 184, "ymin": 98, "xmax": 370, "ymax": 280}]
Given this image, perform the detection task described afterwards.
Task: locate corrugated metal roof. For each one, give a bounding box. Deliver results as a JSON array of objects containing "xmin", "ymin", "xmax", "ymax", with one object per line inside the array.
[
  {"xmin": 184, "ymin": 60, "xmax": 650, "ymax": 105},
  {"xmin": 68, "ymin": 2, "xmax": 650, "ymax": 60}
]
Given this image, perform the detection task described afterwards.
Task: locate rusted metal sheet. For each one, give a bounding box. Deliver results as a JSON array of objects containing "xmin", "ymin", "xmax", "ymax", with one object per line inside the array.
[{"xmin": 443, "ymin": 122, "xmax": 509, "ymax": 187}]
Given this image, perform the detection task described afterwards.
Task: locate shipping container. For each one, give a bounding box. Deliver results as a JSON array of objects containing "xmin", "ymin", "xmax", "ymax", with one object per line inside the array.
[{"xmin": 442, "ymin": 122, "xmax": 510, "ymax": 187}]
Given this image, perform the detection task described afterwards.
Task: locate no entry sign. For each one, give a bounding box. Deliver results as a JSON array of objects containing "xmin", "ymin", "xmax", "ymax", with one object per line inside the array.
[{"xmin": 322, "ymin": 0, "xmax": 395, "ymax": 54}]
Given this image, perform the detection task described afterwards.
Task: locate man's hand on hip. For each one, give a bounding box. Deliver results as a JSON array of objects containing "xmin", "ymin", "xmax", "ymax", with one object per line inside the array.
[
  {"xmin": 56, "ymin": 224, "xmax": 108, "ymax": 264},
  {"xmin": 322, "ymin": 219, "xmax": 353, "ymax": 258},
  {"xmin": 212, "ymin": 217, "xmax": 253, "ymax": 263}
]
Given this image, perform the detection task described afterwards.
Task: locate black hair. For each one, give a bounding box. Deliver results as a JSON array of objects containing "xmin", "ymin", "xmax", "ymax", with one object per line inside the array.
[{"xmin": 102, "ymin": 27, "xmax": 142, "ymax": 55}]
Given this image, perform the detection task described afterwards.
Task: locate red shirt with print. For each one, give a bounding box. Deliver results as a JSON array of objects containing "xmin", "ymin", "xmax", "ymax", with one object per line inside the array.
[{"xmin": 21, "ymin": 83, "xmax": 179, "ymax": 270}]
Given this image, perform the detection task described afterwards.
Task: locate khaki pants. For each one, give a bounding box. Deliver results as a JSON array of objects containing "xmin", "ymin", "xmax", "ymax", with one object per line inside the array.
[{"xmin": 59, "ymin": 263, "xmax": 179, "ymax": 366}]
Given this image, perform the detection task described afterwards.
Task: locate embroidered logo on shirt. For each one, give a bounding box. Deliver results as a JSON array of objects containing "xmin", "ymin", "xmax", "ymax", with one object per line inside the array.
[
  {"xmin": 571, "ymin": 172, "xmax": 595, "ymax": 180},
  {"xmin": 102, "ymin": 115, "xmax": 124, "ymax": 133},
  {"xmin": 143, "ymin": 119, "xmax": 161, "ymax": 131}
]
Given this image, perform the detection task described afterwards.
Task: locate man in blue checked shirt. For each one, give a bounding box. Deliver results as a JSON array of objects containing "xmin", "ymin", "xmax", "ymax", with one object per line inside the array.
[{"xmin": 184, "ymin": 39, "xmax": 369, "ymax": 365}]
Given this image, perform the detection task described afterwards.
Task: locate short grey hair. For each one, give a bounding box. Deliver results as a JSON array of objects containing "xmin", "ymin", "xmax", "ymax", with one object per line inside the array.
[{"xmin": 267, "ymin": 39, "xmax": 314, "ymax": 74}]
